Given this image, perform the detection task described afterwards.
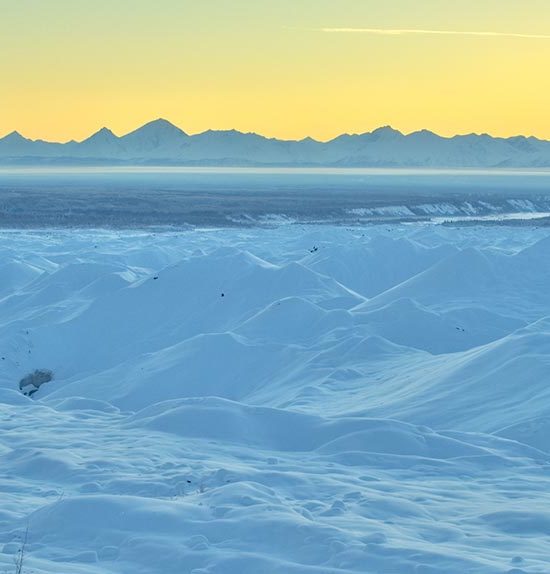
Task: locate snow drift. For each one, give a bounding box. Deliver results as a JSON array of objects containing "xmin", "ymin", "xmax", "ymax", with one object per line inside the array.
[{"xmin": 1, "ymin": 224, "xmax": 550, "ymax": 574}]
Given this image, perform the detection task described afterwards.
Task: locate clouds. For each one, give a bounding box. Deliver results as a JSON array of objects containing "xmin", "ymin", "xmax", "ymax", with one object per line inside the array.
[{"xmin": 319, "ymin": 28, "xmax": 550, "ymax": 40}]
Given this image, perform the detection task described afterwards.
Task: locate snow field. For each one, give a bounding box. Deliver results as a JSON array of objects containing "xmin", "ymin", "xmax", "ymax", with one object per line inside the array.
[{"xmin": 1, "ymin": 224, "xmax": 550, "ymax": 573}]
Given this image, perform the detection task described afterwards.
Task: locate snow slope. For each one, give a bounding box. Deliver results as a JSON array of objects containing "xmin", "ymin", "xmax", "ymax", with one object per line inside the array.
[{"xmin": 1, "ymin": 224, "xmax": 550, "ymax": 573}]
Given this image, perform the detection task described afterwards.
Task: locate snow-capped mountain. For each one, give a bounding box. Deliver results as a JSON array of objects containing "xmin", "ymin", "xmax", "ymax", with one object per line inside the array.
[
  {"xmin": 120, "ymin": 118, "xmax": 189, "ymax": 157},
  {"xmin": 2, "ymin": 119, "xmax": 550, "ymax": 167}
]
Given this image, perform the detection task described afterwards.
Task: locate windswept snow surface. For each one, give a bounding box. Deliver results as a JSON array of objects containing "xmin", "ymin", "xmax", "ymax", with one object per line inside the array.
[{"xmin": 1, "ymin": 225, "xmax": 550, "ymax": 573}]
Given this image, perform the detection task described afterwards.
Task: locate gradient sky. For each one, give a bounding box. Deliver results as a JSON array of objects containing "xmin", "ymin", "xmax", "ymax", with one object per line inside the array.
[{"xmin": 2, "ymin": 0, "xmax": 550, "ymax": 142}]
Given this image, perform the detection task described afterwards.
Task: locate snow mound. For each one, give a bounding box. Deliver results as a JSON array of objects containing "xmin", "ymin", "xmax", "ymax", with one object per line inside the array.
[
  {"xmin": 235, "ymin": 297, "xmax": 353, "ymax": 344},
  {"xmin": 128, "ymin": 396, "xmax": 489, "ymax": 459},
  {"xmin": 359, "ymin": 246, "xmax": 498, "ymax": 308},
  {"xmin": 2, "ymin": 224, "xmax": 550, "ymax": 574}
]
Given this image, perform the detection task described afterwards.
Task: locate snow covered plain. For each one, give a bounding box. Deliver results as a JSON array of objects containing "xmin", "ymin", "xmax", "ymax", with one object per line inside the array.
[{"xmin": 1, "ymin": 223, "xmax": 550, "ymax": 573}]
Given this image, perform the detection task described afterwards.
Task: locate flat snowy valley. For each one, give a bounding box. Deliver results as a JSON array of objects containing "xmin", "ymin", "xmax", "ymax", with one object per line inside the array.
[{"xmin": 1, "ymin": 221, "xmax": 550, "ymax": 573}]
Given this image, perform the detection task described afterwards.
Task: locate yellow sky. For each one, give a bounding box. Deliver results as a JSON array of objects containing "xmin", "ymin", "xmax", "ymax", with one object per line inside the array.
[{"xmin": 2, "ymin": 0, "xmax": 550, "ymax": 142}]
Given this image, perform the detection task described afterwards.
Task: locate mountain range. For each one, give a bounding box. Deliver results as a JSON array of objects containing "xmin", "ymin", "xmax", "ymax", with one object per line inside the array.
[{"xmin": 2, "ymin": 118, "xmax": 550, "ymax": 167}]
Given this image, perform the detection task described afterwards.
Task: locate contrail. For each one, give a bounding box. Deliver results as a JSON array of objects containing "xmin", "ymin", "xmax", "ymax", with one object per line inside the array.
[{"xmin": 319, "ymin": 27, "xmax": 550, "ymax": 40}]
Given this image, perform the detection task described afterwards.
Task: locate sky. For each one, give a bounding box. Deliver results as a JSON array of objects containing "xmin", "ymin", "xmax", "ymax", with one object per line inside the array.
[{"xmin": 2, "ymin": 0, "xmax": 550, "ymax": 142}]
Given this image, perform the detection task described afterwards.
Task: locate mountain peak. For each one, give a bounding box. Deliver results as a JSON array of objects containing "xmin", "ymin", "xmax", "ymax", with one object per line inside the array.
[
  {"xmin": 97, "ymin": 127, "xmax": 115, "ymax": 135},
  {"xmin": 82, "ymin": 127, "xmax": 117, "ymax": 143},
  {"xmin": 370, "ymin": 126, "xmax": 402, "ymax": 137},
  {"xmin": 411, "ymin": 129, "xmax": 438, "ymax": 137},
  {"xmin": 125, "ymin": 118, "xmax": 188, "ymax": 139},
  {"xmin": 198, "ymin": 129, "xmax": 250, "ymax": 139},
  {"xmin": 149, "ymin": 118, "xmax": 181, "ymax": 129},
  {"xmin": 1, "ymin": 130, "xmax": 28, "ymax": 143}
]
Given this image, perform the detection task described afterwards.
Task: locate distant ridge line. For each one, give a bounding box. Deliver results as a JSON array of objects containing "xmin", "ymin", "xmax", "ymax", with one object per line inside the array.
[
  {"xmin": 2, "ymin": 119, "xmax": 550, "ymax": 167},
  {"xmin": 2, "ymin": 119, "xmax": 548, "ymax": 145}
]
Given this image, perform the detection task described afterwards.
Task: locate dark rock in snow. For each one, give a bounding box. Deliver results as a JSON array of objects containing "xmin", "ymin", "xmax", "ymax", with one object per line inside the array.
[{"xmin": 19, "ymin": 369, "xmax": 53, "ymax": 397}]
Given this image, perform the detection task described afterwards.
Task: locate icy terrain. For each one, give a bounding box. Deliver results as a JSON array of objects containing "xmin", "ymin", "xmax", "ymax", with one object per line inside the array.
[{"xmin": 1, "ymin": 224, "xmax": 550, "ymax": 573}]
